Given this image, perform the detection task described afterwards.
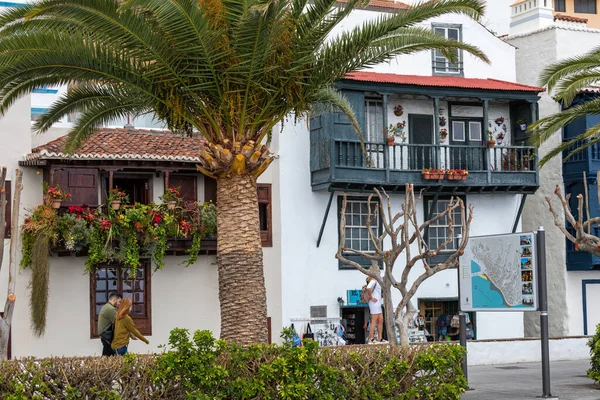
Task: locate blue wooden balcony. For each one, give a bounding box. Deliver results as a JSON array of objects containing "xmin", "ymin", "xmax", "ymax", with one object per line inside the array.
[{"xmin": 311, "ymin": 139, "xmax": 539, "ymax": 194}]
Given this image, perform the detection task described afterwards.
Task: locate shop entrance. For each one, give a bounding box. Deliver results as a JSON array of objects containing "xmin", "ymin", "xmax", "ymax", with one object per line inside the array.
[{"xmin": 418, "ymin": 298, "xmax": 476, "ymax": 341}]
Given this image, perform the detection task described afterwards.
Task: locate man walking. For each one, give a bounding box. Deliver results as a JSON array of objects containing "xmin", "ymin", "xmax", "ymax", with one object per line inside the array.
[{"xmin": 98, "ymin": 292, "xmax": 122, "ymax": 356}]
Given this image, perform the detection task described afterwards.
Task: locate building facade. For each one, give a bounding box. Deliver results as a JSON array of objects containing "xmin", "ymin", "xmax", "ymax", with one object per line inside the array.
[
  {"xmin": 507, "ymin": 1, "xmax": 600, "ymax": 337},
  {"xmin": 0, "ymin": 0, "xmax": 546, "ymax": 358}
]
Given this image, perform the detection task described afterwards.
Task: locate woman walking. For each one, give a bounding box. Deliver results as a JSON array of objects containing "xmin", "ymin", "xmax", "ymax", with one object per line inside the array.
[{"xmin": 111, "ymin": 298, "xmax": 149, "ymax": 355}]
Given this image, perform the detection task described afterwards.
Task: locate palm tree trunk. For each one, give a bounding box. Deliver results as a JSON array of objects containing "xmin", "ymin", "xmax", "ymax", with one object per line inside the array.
[{"xmin": 216, "ymin": 173, "xmax": 268, "ymax": 344}]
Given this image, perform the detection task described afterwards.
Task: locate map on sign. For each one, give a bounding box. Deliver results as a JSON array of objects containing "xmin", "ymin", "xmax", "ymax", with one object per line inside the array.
[{"xmin": 459, "ymin": 232, "xmax": 537, "ymax": 312}]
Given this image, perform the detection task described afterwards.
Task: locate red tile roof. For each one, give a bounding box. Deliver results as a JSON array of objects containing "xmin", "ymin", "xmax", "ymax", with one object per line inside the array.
[
  {"xmin": 554, "ymin": 14, "xmax": 588, "ymax": 24},
  {"xmin": 344, "ymin": 72, "xmax": 545, "ymax": 92},
  {"xmin": 337, "ymin": 0, "xmax": 410, "ymax": 10},
  {"xmin": 26, "ymin": 127, "xmax": 205, "ymax": 163}
]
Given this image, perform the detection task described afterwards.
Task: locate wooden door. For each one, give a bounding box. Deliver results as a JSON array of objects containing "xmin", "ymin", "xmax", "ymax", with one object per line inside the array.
[{"xmin": 409, "ymin": 115, "xmax": 434, "ymax": 170}]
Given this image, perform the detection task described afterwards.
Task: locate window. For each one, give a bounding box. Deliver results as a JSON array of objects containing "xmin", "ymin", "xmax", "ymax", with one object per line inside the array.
[
  {"xmin": 432, "ymin": 24, "xmax": 462, "ymax": 75},
  {"xmin": 554, "ymin": 0, "xmax": 566, "ymax": 12},
  {"xmin": 111, "ymin": 176, "xmax": 151, "ymax": 205},
  {"xmin": 52, "ymin": 167, "xmax": 99, "ymax": 207},
  {"xmin": 468, "ymin": 121, "xmax": 482, "ymax": 142},
  {"xmin": 339, "ymin": 197, "xmax": 381, "ymax": 268},
  {"xmin": 90, "ymin": 263, "xmax": 151, "ymax": 337},
  {"xmin": 425, "ymin": 198, "xmax": 464, "ymax": 252},
  {"xmin": 452, "ymin": 121, "xmax": 465, "ymax": 141},
  {"xmin": 31, "ymin": 107, "xmax": 48, "ymax": 122},
  {"xmin": 168, "ymin": 175, "xmax": 197, "ymax": 207},
  {"xmin": 203, "ymin": 177, "xmax": 273, "ymax": 247},
  {"xmin": 3, "ymin": 181, "xmax": 10, "ymax": 238},
  {"xmin": 575, "ymin": 0, "xmax": 596, "ymax": 13},
  {"xmin": 365, "ymin": 98, "xmax": 384, "ymax": 143},
  {"xmin": 257, "ymin": 184, "xmax": 272, "ymax": 247}
]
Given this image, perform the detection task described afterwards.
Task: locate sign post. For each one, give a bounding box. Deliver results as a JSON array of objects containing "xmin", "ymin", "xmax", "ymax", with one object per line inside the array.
[{"xmin": 536, "ymin": 227, "xmax": 554, "ymax": 399}]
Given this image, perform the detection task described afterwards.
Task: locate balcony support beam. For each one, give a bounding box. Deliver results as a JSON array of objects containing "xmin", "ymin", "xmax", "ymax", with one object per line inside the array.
[
  {"xmin": 512, "ymin": 194, "xmax": 528, "ymax": 233},
  {"xmin": 433, "ymin": 97, "xmax": 440, "ymax": 146},
  {"xmin": 316, "ymin": 191, "xmax": 335, "ymax": 248},
  {"xmin": 482, "ymin": 98, "xmax": 491, "ymax": 184}
]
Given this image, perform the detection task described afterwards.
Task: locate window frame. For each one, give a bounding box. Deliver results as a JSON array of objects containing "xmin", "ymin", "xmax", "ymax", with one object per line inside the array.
[
  {"xmin": 554, "ymin": 0, "xmax": 566, "ymax": 12},
  {"xmin": 3, "ymin": 181, "xmax": 10, "ymax": 238},
  {"xmin": 89, "ymin": 262, "xmax": 152, "ymax": 338},
  {"xmin": 168, "ymin": 174, "xmax": 198, "ymax": 207},
  {"xmin": 337, "ymin": 195, "xmax": 382, "ymax": 270},
  {"xmin": 574, "ymin": 0, "xmax": 596, "ymax": 13},
  {"xmin": 257, "ymin": 183, "xmax": 273, "ymax": 247},
  {"xmin": 424, "ymin": 196, "xmax": 466, "ymax": 264},
  {"xmin": 431, "ymin": 23, "xmax": 464, "ymax": 76},
  {"xmin": 365, "ymin": 97, "xmax": 384, "ymax": 143}
]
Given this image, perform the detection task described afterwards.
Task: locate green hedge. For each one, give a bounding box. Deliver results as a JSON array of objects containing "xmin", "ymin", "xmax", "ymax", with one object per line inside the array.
[
  {"xmin": 588, "ymin": 323, "xmax": 600, "ymax": 383},
  {"xmin": 0, "ymin": 329, "xmax": 467, "ymax": 400}
]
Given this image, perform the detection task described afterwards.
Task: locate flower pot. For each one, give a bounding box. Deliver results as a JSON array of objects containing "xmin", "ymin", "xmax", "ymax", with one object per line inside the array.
[
  {"xmin": 51, "ymin": 200, "xmax": 62, "ymax": 209},
  {"xmin": 111, "ymin": 201, "xmax": 121, "ymax": 210},
  {"xmin": 422, "ymin": 173, "xmax": 432, "ymax": 180},
  {"xmin": 167, "ymin": 200, "xmax": 177, "ymax": 210},
  {"xmin": 519, "ymin": 124, "xmax": 527, "ymax": 131},
  {"xmin": 386, "ymin": 136, "xmax": 395, "ymax": 146},
  {"xmin": 394, "ymin": 110, "xmax": 403, "ymax": 117},
  {"xmin": 459, "ymin": 175, "xmax": 468, "ymax": 181},
  {"xmin": 487, "ymin": 140, "xmax": 496, "ymax": 149}
]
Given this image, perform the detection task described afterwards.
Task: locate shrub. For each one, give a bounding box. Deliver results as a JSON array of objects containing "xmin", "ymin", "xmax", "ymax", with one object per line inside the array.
[
  {"xmin": 0, "ymin": 329, "xmax": 467, "ymax": 399},
  {"xmin": 588, "ymin": 323, "xmax": 600, "ymax": 383}
]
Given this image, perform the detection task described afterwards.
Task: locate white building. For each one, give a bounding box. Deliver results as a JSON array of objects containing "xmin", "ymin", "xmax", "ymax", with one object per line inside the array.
[
  {"xmin": 507, "ymin": 1, "xmax": 600, "ymax": 337},
  {"xmin": 0, "ymin": 0, "xmax": 546, "ymax": 358}
]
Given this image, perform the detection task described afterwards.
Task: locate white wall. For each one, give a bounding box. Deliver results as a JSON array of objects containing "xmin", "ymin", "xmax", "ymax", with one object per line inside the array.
[
  {"xmin": 332, "ymin": 9, "xmax": 516, "ymax": 81},
  {"xmin": 467, "ymin": 337, "xmax": 590, "ymax": 366},
  {"xmin": 279, "ymin": 116, "xmax": 526, "ymax": 340}
]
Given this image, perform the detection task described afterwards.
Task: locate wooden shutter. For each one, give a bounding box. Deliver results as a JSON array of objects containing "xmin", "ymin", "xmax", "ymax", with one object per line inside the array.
[
  {"xmin": 204, "ymin": 177, "xmax": 217, "ymax": 203},
  {"xmin": 53, "ymin": 167, "xmax": 99, "ymax": 207},
  {"xmin": 257, "ymin": 184, "xmax": 272, "ymax": 247},
  {"xmin": 4, "ymin": 181, "xmax": 10, "ymax": 238},
  {"xmin": 169, "ymin": 175, "xmax": 197, "ymax": 205}
]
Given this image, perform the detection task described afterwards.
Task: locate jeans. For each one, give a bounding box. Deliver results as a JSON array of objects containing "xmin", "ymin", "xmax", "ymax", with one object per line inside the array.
[
  {"xmin": 115, "ymin": 346, "xmax": 128, "ymax": 356},
  {"xmin": 101, "ymin": 339, "xmax": 115, "ymax": 356}
]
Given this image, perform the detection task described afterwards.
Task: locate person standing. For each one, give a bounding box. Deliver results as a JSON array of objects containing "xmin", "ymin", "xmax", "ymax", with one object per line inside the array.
[
  {"xmin": 367, "ymin": 276, "xmax": 387, "ymax": 344},
  {"xmin": 111, "ymin": 298, "xmax": 149, "ymax": 355},
  {"xmin": 98, "ymin": 292, "xmax": 122, "ymax": 356}
]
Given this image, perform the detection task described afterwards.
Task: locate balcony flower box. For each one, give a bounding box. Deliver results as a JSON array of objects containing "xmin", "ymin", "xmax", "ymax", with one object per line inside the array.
[
  {"xmin": 447, "ymin": 170, "xmax": 468, "ymax": 181},
  {"xmin": 422, "ymin": 169, "xmax": 446, "ymax": 180}
]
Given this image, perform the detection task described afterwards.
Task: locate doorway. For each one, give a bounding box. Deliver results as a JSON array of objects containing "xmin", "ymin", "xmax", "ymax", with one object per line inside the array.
[
  {"xmin": 408, "ymin": 114, "xmax": 434, "ymax": 170},
  {"xmin": 103, "ymin": 174, "xmax": 152, "ymax": 206},
  {"xmin": 449, "ymin": 119, "xmax": 484, "ymax": 171}
]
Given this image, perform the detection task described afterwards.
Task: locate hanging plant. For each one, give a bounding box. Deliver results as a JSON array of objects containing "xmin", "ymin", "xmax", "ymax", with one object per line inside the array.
[
  {"xmin": 107, "ymin": 187, "xmax": 128, "ymax": 210},
  {"xmin": 161, "ymin": 187, "xmax": 181, "ymax": 210},
  {"xmin": 43, "ymin": 183, "xmax": 70, "ymax": 209},
  {"xmin": 388, "ymin": 121, "xmax": 406, "ymax": 143},
  {"xmin": 516, "ymin": 119, "xmax": 527, "ymax": 131},
  {"xmin": 439, "ymin": 116, "xmax": 447, "ymax": 127},
  {"xmin": 393, "ymin": 104, "xmax": 404, "ymax": 116},
  {"xmin": 440, "ymin": 128, "xmax": 448, "ymax": 143},
  {"xmin": 495, "ymin": 117, "xmax": 505, "ymax": 126}
]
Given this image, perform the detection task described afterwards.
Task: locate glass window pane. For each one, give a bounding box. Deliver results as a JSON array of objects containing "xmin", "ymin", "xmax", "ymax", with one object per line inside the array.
[
  {"xmin": 469, "ymin": 122, "xmax": 482, "ymax": 141},
  {"xmin": 96, "ymin": 292, "xmax": 107, "ymax": 304},
  {"xmin": 435, "ymin": 27, "xmax": 445, "ymax": 36},
  {"xmin": 96, "ymin": 280, "xmax": 107, "ymax": 291},
  {"xmin": 96, "ymin": 304, "xmax": 103, "ymax": 314},
  {"xmin": 448, "ymin": 28, "xmax": 459, "ymax": 41},
  {"xmin": 132, "ymin": 304, "xmax": 144, "ymax": 314},
  {"xmin": 108, "ymin": 279, "xmax": 118, "ymax": 291},
  {"xmin": 134, "ymin": 292, "xmax": 144, "ymax": 303},
  {"xmin": 452, "ymin": 121, "xmax": 465, "ymax": 141}
]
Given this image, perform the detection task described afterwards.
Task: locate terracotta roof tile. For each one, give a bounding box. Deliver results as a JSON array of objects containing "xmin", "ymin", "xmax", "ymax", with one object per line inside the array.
[
  {"xmin": 27, "ymin": 127, "xmax": 206, "ymax": 163},
  {"xmin": 344, "ymin": 71, "xmax": 545, "ymax": 92},
  {"xmin": 554, "ymin": 14, "xmax": 588, "ymax": 23},
  {"xmin": 337, "ymin": 0, "xmax": 410, "ymax": 10}
]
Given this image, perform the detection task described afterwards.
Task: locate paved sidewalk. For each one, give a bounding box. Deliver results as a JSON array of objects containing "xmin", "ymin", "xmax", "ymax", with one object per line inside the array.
[{"xmin": 461, "ymin": 359, "xmax": 599, "ymax": 400}]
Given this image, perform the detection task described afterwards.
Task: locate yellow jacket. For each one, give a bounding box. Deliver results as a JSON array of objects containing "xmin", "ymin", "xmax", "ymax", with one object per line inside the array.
[{"xmin": 111, "ymin": 315, "xmax": 149, "ymax": 349}]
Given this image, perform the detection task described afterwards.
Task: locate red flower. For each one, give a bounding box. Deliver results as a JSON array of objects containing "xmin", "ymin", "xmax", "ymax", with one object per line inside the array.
[
  {"xmin": 99, "ymin": 219, "xmax": 112, "ymax": 231},
  {"xmin": 153, "ymin": 215, "xmax": 162, "ymax": 225}
]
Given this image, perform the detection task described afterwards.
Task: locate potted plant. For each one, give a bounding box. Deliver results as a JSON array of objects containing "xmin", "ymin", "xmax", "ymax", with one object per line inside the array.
[
  {"xmin": 393, "ymin": 104, "xmax": 404, "ymax": 117},
  {"xmin": 162, "ymin": 187, "xmax": 181, "ymax": 210},
  {"xmin": 422, "ymin": 168, "xmax": 433, "ymax": 180},
  {"xmin": 44, "ymin": 183, "xmax": 70, "ymax": 209},
  {"xmin": 439, "ymin": 116, "xmax": 447, "ymax": 127},
  {"xmin": 439, "ymin": 128, "xmax": 448, "ymax": 143},
  {"xmin": 495, "ymin": 117, "xmax": 505, "ymax": 126},
  {"xmin": 423, "ymin": 168, "xmax": 445, "ymax": 180},
  {"xmin": 388, "ymin": 121, "xmax": 406, "ymax": 143},
  {"xmin": 107, "ymin": 187, "xmax": 128, "ymax": 210},
  {"xmin": 523, "ymin": 148, "xmax": 537, "ymax": 170},
  {"xmin": 496, "ymin": 132, "xmax": 505, "ymax": 145},
  {"xmin": 516, "ymin": 119, "xmax": 527, "ymax": 131},
  {"xmin": 487, "ymin": 130, "xmax": 496, "ymax": 149}
]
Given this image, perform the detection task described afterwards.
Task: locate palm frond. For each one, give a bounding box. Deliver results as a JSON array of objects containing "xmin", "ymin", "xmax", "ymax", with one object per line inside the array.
[{"xmin": 538, "ymin": 123, "xmax": 600, "ymax": 166}]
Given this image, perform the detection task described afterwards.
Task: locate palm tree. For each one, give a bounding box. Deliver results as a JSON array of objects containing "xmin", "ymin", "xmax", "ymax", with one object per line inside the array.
[
  {"xmin": 0, "ymin": 0, "xmax": 487, "ymax": 345},
  {"xmin": 530, "ymin": 46, "xmax": 600, "ymax": 166}
]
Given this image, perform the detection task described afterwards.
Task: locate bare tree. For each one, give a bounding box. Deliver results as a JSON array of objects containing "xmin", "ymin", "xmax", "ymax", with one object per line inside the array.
[
  {"xmin": 0, "ymin": 168, "xmax": 23, "ymax": 361},
  {"xmin": 546, "ymin": 172, "xmax": 600, "ymax": 256},
  {"xmin": 336, "ymin": 184, "xmax": 473, "ymax": 348}
]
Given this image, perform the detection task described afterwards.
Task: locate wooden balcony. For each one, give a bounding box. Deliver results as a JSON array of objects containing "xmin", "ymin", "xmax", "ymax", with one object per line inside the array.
[{"xmin": 311, "ymin": 139, "xmax": 539, "ymax": 194}]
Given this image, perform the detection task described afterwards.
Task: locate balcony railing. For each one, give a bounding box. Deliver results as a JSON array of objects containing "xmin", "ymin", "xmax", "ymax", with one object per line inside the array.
[{"xmin": 311, "ymin": 139, "xmax": 539, "ymax": 192}]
